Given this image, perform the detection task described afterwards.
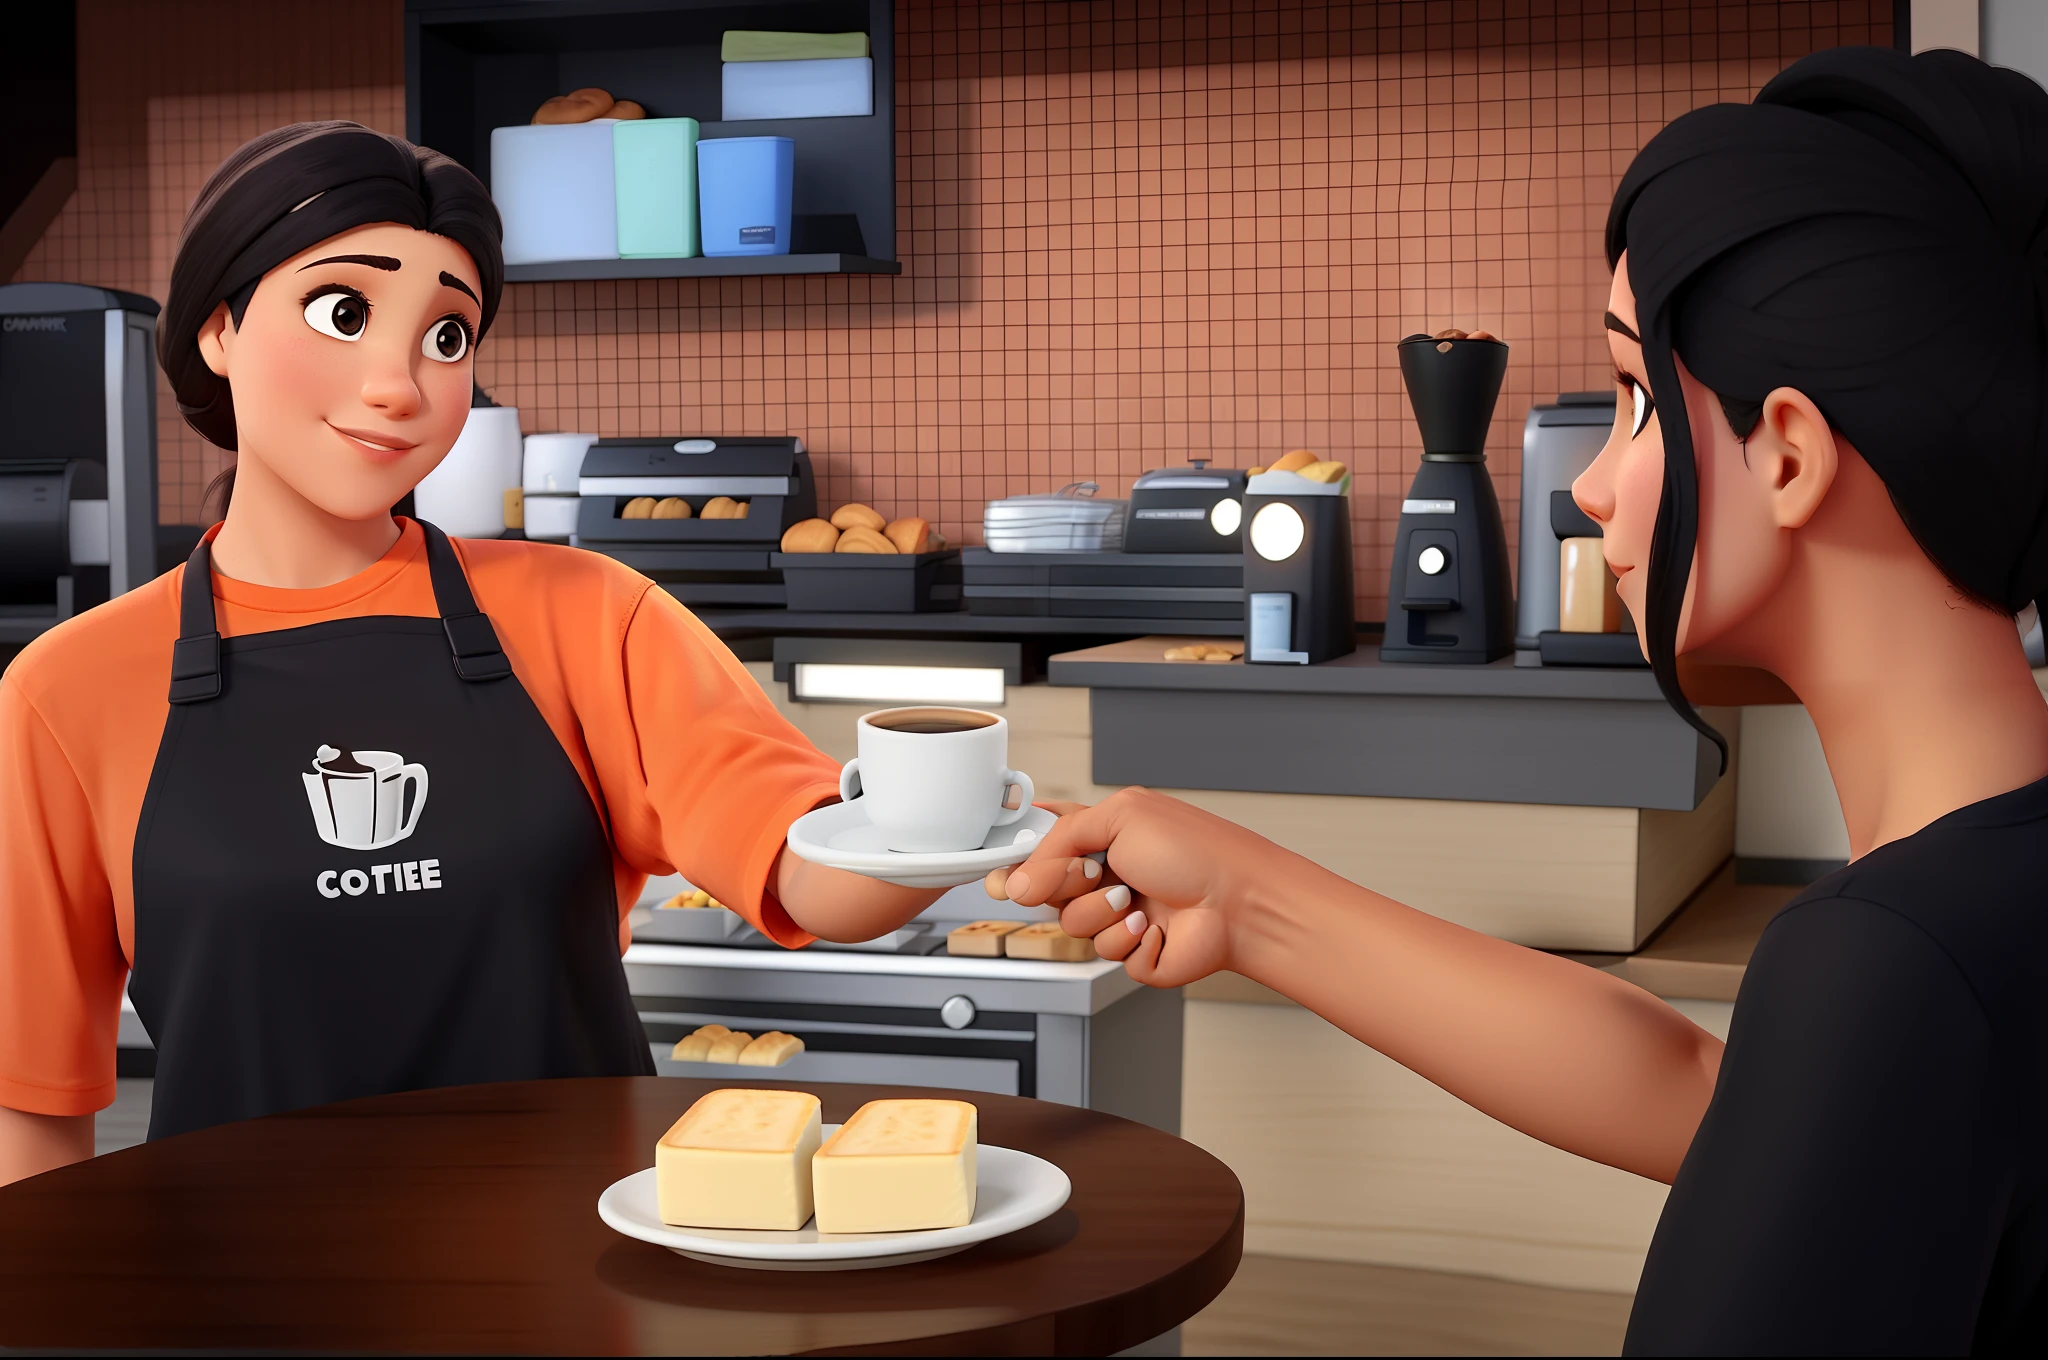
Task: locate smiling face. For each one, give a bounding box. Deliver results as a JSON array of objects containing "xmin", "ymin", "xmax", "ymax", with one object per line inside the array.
[
  {"xmin": 1569, "ymin": 253, "xmax": 1829, "ymax": 663},
  {"xmin": 197, "ymin": 222, "xmax": 483, "ymax": 522}
]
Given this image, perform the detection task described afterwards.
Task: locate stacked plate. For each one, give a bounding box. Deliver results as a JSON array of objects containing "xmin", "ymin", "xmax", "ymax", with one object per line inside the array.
[{"xmin": 982, "ymin": 482, "xmax": 1126, "ymax": 553}]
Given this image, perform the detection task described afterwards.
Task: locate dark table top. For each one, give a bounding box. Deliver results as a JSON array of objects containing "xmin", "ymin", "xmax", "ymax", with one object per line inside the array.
[{"xmin": 0, "ymin": 1078, "xmax": 1244, "ymax": 1356}]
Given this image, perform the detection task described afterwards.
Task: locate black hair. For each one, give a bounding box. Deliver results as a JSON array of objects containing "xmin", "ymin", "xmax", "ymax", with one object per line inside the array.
[
  {"xmin": 1605, "ymin": 47, "xmax": 2048, "ymax": 770},
  {"xmin": 159, "ymin": 121, "xmax": 502, "ymax": 512}
]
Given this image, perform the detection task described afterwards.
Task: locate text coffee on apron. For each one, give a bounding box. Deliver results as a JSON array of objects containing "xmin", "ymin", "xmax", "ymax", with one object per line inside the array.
[{"xmin": 129, "ymin": 521, "xmax": 654, "ymax": 1141}]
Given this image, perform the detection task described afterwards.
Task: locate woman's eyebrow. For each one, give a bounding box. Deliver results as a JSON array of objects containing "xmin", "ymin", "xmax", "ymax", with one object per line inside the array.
[
  {"xmin": 438, "ymin": 271, "xmax": 480, "ymax": 305},
  {"xmin": 299, "ymin": 253, "xmax": 401, "ymax": 272},
  {"xmin": 1604, "ymin": 310, "xmax": 1641, "ymax": 344}
]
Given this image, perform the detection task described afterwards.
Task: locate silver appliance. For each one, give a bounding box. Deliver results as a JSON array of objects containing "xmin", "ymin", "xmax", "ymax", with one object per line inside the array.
[
  {"xmin": 1514, "ymin": 392, "xmax": 1617, "ymax": 651},
  {"xmin": 0, "ymin": 282, "xmax": 161, "ymax": 642}
]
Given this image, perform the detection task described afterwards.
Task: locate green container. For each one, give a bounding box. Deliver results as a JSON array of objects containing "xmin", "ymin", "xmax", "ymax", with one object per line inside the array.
[{"xmin": 614, "ymin": 117, "xmax": 701, "ymax": 258}]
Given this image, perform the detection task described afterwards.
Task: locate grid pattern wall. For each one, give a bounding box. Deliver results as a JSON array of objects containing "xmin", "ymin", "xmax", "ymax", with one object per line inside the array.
[{"xmin": 14, "ymin": 0, "xmax": 1892, "ymax": 618}]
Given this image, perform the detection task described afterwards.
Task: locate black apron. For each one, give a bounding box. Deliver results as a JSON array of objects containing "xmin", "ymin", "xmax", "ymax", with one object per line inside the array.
[{"xmin": 128, "ymin": 521, "xmax": 654, "ymax": 1141}]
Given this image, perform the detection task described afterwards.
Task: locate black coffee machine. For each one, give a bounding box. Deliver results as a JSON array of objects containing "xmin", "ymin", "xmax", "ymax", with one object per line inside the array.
[{"xmin": 1379, "ymin": 335, "xmax": 1515, "ymax": 664}]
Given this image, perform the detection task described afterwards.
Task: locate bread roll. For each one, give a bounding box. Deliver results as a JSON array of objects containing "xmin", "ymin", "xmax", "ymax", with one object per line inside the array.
[
  {"xmin": 533, "ymin": 88, "xmax": 615, "ymax": 124},
  {"xmin": 1299, "ymin": 460, "xmax": 1348, "ymax": 484},
  {"xmin": 651, "ymin": 496, "xmax": 692, "ymax": 520},
  {"xmin": 834, "ymin": 526, "xmax": 897, "ymax": 554},
  {"xmin": 609, "ymin": 100, "xmax": 647, "ymax": 120},
  {"xmin": 621, "ymin": 496, "xmax": 656, "ymax": 519},
  {"xmin": 830, "ymin": 503, "xmax": 886, "ymax": 532},
  {"xmin": 735, "ymin": 501, "xmax": 749, "ymax": 517},
  {"xmin": 948, "ymin": 920, "xmax": 1023, "ymax": 957},
  {"xmin": 780, "ymin": 518, "xmax": 839, "ymax": 553},
  {"xmin": 883, "ymin": 517, "xmax": 932, "ymax": 554},
  {"xmin": 1246, "ymin": 465, "xmax": 1267, "ymax": 478},
  {"xmin": 1469, "ymin": 330, "xmax": 1497, "ymax": 341},
  {"xmin": 706, "ymin": 1031, "xmax": 753, "ymax": 1064},
  {"xmin": 1004, "ymin": 921, "xmax": 1097, "ymax": 962},
  {"xmin": 700, "ymin": 495, "xmax": 742, "ymax": 520},
  {"xmin": 737, "ymin": 1032, "xmax": 804, "ymax": 1066},
  {"xmin": 671, "ymin": 1031, "xmax": 713, "ymax": 1061},
  {"xmin": 1434, "ymin": 327, "xmax": 1469, "ymax": 340},
  {"xmin": 1271, "ymin": 449, "xmax": 1319, "ymax": 473}
]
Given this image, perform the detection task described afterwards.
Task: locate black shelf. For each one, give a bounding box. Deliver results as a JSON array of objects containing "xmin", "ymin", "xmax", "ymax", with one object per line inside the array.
[
  {"xmin": 406, "ymin": 0, "xmax": 895, "ymax": 273},
  {"xmin": 683, "ymin": 600, "xmax": 1246, "ymax": 642},
  {"xmin": 506, "ymin": 251, "xmax": 899, "ymax": 282}
]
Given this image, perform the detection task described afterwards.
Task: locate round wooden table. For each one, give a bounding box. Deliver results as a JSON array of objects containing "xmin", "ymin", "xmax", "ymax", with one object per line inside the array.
[{"xmin": 0, "ymin": 1079, "xmax": 1243, "ymax": 1355}]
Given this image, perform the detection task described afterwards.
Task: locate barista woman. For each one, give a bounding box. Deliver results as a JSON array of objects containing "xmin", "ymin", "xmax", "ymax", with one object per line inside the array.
[
  {"xmin": 1010, "ymin": 48, "xmax": 2048, "ymax": 1352},
  {"xmin": 0, "ymin": 123, "xmax": 940, "ymax": 1183}
]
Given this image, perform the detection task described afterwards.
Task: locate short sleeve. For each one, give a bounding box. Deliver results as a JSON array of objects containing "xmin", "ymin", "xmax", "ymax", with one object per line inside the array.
[
  {"xmin": 0, "ymin": 677, "xmax": 125, "ymax": 1116},
  {"xmin": 1625, "ymin": 896, "xmax": 2015, "ymax": 1355},
  {"xmin": 600, "ymin": 586, "xmax": 840, "ymax": 948}
]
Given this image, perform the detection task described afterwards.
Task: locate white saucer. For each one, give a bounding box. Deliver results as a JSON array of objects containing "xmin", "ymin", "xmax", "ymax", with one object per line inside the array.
[
  {"xmin": 785, "ymin": 801, "xmax": 1060, "ymax": 888},
  {"xmin": 596, "ymin": 1129, "xmax": 1071, "ymax": 1270}
]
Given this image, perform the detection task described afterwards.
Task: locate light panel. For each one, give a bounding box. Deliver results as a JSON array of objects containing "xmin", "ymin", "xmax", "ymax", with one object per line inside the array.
[{"xmin": 791, "ymin": 663, "xmax": 1006, "ymax": 706}]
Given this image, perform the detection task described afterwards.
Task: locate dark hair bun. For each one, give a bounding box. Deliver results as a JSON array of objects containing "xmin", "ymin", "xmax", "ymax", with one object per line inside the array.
[{"xmin": 160, "ymin": 121, "xmax": 504, "ymax": 451}]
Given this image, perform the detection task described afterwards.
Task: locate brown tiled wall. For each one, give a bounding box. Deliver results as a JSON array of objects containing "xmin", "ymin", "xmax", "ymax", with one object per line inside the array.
[{"xmin": 14, "ymin": 0, "xmax": 1890, "ymax": 618}]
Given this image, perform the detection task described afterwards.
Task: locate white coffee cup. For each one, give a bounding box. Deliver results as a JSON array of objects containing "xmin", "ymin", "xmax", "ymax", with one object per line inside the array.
[
  {"xmin": 839, "ymin": 708, "xmax": 1034, "ymax": 853},
  {"xmin": 302, "ymin": 746, "xmax": 430, "ymax": 851}
]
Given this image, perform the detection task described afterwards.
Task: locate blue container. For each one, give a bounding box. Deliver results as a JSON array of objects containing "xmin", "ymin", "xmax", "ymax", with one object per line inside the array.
[{"xmin": 698, "ymin": 136, "xmax": 795, "ymax": 257}]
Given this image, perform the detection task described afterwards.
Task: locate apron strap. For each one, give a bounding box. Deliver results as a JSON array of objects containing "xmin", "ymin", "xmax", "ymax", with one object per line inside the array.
[
  {"xmin": 418, "ymin": 520, "xmax": 513, "ymax": 683},
  {"xmin": 166, "ymin": 536, "xmax": 223, "ymax": 705}
]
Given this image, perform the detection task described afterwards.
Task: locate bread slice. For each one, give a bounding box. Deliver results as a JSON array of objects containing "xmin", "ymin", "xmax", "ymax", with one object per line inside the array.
[
  {"xmin": 656, "ymin": 1088, "xmax": 822, "ymax": 1229},
  {"xmin": 1004, "ymin": 920, "xmax": 1096, "ymax": 962},
  {"xmin": 947, "ymin": 920, "xmax": 1023, "ymax": 957},
  {"xmin": 812, "ymin": 1099, "xmax": 977, "ymax": 1233}
]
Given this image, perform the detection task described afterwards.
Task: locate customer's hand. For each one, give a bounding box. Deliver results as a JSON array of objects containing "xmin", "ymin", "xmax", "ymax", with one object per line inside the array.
[
  {"xmin": 1001, "ymin": 788, "xmax": 1283, "ymax": 988},
  {"xmin": 982, "ymin": 801, "xmax": 1105, "ymax": 906}
]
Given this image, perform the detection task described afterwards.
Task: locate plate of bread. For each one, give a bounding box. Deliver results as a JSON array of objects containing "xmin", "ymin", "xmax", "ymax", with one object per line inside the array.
[
  {"xmin": 785, "ymin": 802, "xmax": 1060, "ymax": 889},
  {"xmin": 598, "ymin": 1090, "xmax": 1071, "ymax": 1270}
]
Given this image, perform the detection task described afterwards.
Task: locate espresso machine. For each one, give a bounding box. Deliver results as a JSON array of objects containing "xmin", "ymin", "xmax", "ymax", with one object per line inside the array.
[
  {"xmin": 1379, "ymin": 335, "xmax": 1515, "ymax": 664},
  {"xmin": 0, "ymin": 283, "xmax": 161, "ymax": 643}
]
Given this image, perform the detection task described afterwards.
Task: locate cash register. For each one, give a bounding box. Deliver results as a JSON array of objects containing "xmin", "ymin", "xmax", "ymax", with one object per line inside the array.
[{"xmin": 0, "ymin": 283, "xmax": 162, "ymax": 643}]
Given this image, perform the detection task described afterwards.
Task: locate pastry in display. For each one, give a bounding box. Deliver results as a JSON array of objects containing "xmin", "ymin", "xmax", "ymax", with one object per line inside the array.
[
  {"xmin": 947, "ymin": 920, "xmax": 1024, "ymax": 957},
  {"xmin": 1269, "ymin": 449, "xmax": 1320, "ymax": 474},
  {"xmin": 621, "ymin": 496, "xmax": 657, "ymax": 519},
  {"xmin": 883, "ymin": 516, "xmax": 932, "ymax": 554},
  {"xmin": 699, "ymin": 496, "xmax": 747, "ymax": 520},
  {"xmin": 669, "ymin": 1023, "xmax": 729, "ymax": 1061},
  {"xmin": 608, "ymin": 100, "xmax": 648, "ymax": 120},
  {"xmin": 737, "ymin": 1031, "xmax": 805, "ymax": 1066},
  {"xmin": 651, "ymin": 496, "xmax": 692, "ymax": 520},
  {"xmin": 812, "ymin": 1098, "xmax": 978, "ymax": 1233},
  {"xmin": 1003, "ymin": 921, "xmax": 1096, "ymax": 962},
  {"xmin": 781, "ymin": 518, "xmax": 840, "ymax": 552},
  {"xmin": 657, "ymin": 889, "xmax": 723, "ymax": 909},
  {"xmin": 829, "ymin": 503, "xmax": 887, "ymax": 532},
  {"xmin": 706, "ymin": 1030, "xmax": 753, "ymax": 1063},
  {"xmin": 655, "ymin": 1087, "xmax": 822, "ymax": 1229},
  {"xmin": 1163, "ymin": 642, "xmax": 1242, "ymax": 662},
  {"xmin": 532, "ymin": 88, "xmax": 616, "ymax": 125},
  {"xmin": 833, "ymin": 526, "xmax": 897, "ymax": 554},
  {"xmin": 1299, "ymin": 460, "xmax": 1349, "ymax": 484}
]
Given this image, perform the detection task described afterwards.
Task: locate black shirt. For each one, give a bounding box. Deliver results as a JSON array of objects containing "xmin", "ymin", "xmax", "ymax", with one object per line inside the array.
[{"xmin": 1627, "ymin": 774, "xmax": 2048, "ymax": 1355}]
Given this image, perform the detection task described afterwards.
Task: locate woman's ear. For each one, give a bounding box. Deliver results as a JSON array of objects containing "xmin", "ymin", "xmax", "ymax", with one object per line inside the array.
[
  {"xmin": 1751, "ymin": 386, "xmax": 1839, "ymax": 530},
  {"xmin": 196, "ymin": 301, "xmax": 235, "ymax": 380}
]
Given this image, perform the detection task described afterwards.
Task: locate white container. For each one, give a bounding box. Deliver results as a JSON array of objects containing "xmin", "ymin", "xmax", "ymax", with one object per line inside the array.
[
  {"xmin": 415, "ymin": 406, "xmax": 522, "ymax": 539},
  {"xmin": 722, "ymin": 57, "xmax": 874, "ymax": 120},
  {"xmin": 523, "ymin": 432, "xmax": 598, "ymax": 494},
  {"xmin": 490, "ymin": 122, "xmax": 620, "ymax": 265},
  {"xmin": 522, "ymin": 493, "xmax": 582, "ymax": 541}
]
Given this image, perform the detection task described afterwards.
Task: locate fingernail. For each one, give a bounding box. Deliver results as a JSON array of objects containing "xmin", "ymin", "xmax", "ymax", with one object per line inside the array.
[
  {"xmin": 1105, "ymin": 884, "xmax": 1131, "ymax": 911},
  {"xmin": 1082, "ymin": 859, "xmax": 1101, "ymax": 880},
  {"xmin": 1126, "ymin": 909, "xmax": 1149, "ymax": 936},
  {"xmin": 1005, "ymin": 870, "xmax": 1028, "ymax": 900}
]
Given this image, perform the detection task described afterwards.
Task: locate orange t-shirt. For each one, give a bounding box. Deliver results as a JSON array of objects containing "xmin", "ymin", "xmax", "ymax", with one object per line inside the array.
[{"xmin": 0, "ymin": 520, "xmax": 839, "ymax": 1117}]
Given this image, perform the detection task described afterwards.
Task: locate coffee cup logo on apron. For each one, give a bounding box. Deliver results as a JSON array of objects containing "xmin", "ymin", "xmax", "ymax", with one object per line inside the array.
[{"xmin": 301, "ymin": 744, "xmax": 429, "ymax": 851}]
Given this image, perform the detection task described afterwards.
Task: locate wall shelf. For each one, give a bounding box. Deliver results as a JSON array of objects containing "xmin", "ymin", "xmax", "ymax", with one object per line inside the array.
[
  {"xmin": 506, "ymin": 251, "xmax": 899, "ymax": 282},
  {"xmin": 405, "ymin": 0, "xmax": 896, "ymax": 278}
]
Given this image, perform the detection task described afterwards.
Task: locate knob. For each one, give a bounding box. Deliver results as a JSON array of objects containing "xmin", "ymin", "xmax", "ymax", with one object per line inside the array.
[
  {"xmin": 940, "ymin": 995, "xmax": 977, "ymax": 1030},
  {"xmin": 1417, "ymin": 545, "xmax": 1448, "ymax": 576}
]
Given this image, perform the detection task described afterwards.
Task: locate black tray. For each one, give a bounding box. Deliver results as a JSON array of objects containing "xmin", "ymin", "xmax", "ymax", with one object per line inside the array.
[
  {"xmin": 769, "ymin": 550, "xmax": 963, "ymax": 613},
  {"xmin": 1536, "ymin": 630, "xmax": 1649, "ymax": 668}
]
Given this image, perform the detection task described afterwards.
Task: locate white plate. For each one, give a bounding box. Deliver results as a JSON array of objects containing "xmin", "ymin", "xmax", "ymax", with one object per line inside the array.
[
  {"xmin": 785, "ymin": 801, "xmax": 1060, "ymax": 889},
  {"xmin": 596, "ymin": 1128, "xmax": 1071, "ymax": 1270}
]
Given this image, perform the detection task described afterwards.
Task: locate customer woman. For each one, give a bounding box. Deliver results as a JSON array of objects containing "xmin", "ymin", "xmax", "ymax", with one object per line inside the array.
[
  {"xmin": 1007, "ymin": 47, "xmax": 2048, "ymax": 1352},
  {"xmin": 0, "ymin": 122, "xmax": 939, "ymax": 1182}
]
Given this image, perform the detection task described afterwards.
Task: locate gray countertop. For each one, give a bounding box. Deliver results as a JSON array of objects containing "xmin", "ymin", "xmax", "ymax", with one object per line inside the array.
[{"xmin": 1048, "ymin": 637, "xmax": 1659, "ymax": 698}]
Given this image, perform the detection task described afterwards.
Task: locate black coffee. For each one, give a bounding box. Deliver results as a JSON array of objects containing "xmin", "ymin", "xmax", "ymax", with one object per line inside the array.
[
  {"xmin": 322, "ymin": 748, "xmax": 374, "ymax": 774},
  {"xmin": 869, "ymin": 709, "xmax": 996, "ymax": 735}
]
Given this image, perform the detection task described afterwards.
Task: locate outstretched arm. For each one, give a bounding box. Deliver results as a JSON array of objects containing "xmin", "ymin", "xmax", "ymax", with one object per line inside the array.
[
  {"xmin": 0, "ymin": 1108, "xmax": 93, "ymax": 1188},
  {"xmin": 1005, "ymin": 788, "xmax": 1723, "ymax": 1184},
  {"xmin": 774, "ymin": 849, "xmax": 945, "ymax": 943}
]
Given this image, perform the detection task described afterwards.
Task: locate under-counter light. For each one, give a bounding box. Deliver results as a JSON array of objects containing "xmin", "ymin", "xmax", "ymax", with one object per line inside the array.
[{"xmin": 791, "ymin": 663, "xmax": 1007, "ymax": 706}]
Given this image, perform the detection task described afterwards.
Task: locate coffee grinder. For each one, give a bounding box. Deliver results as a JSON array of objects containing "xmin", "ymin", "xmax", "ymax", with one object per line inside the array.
[{"xmin": 1379, "ymin": 334, "xmax": 1515, "ymax": 664}]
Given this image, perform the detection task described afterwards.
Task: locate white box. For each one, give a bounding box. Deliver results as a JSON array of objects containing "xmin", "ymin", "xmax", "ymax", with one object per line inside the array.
[
  {"xmin": 489, "ymin": 123, "xmax": 619, "ymax": 265},
  {"xmin": 722, "ymin": 57, "xmax": 874, "ymax": 120}
]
